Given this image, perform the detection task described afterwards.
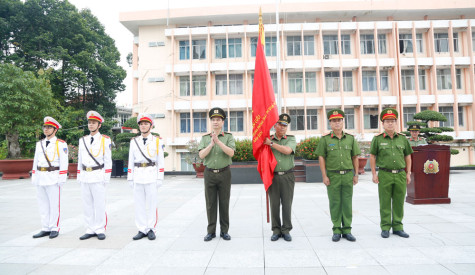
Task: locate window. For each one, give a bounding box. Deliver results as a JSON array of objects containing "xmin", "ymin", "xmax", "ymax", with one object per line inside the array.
[
  {"xmin": 419, "ymin": 69, "xmax": 426, "ymax": 90},
  {"xmin": 287, "ymin": 36, "xmax": 301, "ymax": 56},
  {"xmin": 288, "ymin": 73, "xmax": 303, "ymax": 93},
  {"xmin": 344, "ymin": 108, "xmax": 355, "ymax": 129},
  {"xmin": 270, "ymin": 73, "xmax": 278, "ymax": 93},
  {"xmin": 378, "ymin": 34, "xmax": 387, "ymax": 54},
  {"xmin": 307, "ymin": 109, "xmax": 318, "ymax": 130},
  {"xmin": 325, "ymin": 71, "xmax": 340, "ymax": 92},
  {"xmin": 323, "ymin": 35, "xmax": 339, "ymax": 55},
  {"xmin": 180, "ymin": 113, "xmax": 191, "ymax": 133},
  {"xmin": 228, "ymin": 111, "xmax": 244, "ymax": 132},
  {"xmin": 380, "ymin": 71, "xmax": 388, "ymax": 91},
  {"xmin": 306, "ymin": 72, "xmax": 317, "ymax": 93},
  {"xmin": 215, "ymin": 39, "xmax": 227, "ymax": 58},
  {"xmin": 362, "ymin": 71, "xmax": 377, "ymax": 91},
  {"xmin": 416, "ymin": 33, "xmax": 423, "ymax": 53},
  {"xmin": 473, "ymin": 32, "xmax": 475, "ymax": 51},
  {"xmin": 180, "ymin": 153, "xmax": 194, "ymax": 171},
  {"xmin": 192, "ymin": 40, "xmax": 206, "ymax": 59},
  {"xmin": 343, "ymin": 71, "xmax": 352, "ymax": 92},
  {"xmin": 179, "ymin": 41, "xmax": 190, "ymax": 60},
  {"xmin": 193, "ymin": 112, "xmax": 207, "ymax": 133},
  {"xmin": 304, "ymin": 36, "xmax": 314, "ymax": 55},
  {"xmin": 216, "ymin": 75, "xmax": 227, "ymax": 95},
  {"xmin": 453, "ymin": 33, "xmax": 459, "ymax": 52},
  {"xmin": 193, "ymin": 76, "xmax": 206, "ymax": 96},
  {"xmin": 437, "ymin": 69, "xmax": 461, "ymax": 90},
  {"xmin": 251, "ymin": 37, "xmax": 277, "ymax": 57},
  {"xmin": 458, "ymin": 106, "xmax": 464, "ymax": 126},
  {"xmin": 456, "ymin": 68, "xmax": 462, "ymax": 89},
  {"xmin": 401, "ymin": 70, "xmax": 415, "ymax": 91},
  {"xmin": 289, "ymin": 109, "xmax": 304, "ymax": 131},
  {"xmin": 439, "ymin": 106, "xmax": 457, "ymax": 127},
  {"xmin": 399, "ymin": 34, "xmax": 423, "ymax": 54},
  {"xmin": 364, "ymin": 108, "xmax": 379, "ymax": 129},
  {"xmin": 229, "ymin": 74, "xmax": 243, "ymax": 95},
  {"xmin": 360, "ymin": 34, "xmax": 374, "ymax": 54},
  {"xmin": 179, "ymin": 76, "xmax": 190, "ymax": 96},
  {"xmin": 228, "ymin": 38, "xmax": 242, "ymax": 58},
  {"xmin": 341, "ymin": 35, "xmax": 351, "ymax": 54},
  {"xmin": 434, "ymin": 33, "xmax": 449, "ymax": 53},
  {"xmin": 403, "ymin": 107, "xmax": 416, "ymax": 128}
]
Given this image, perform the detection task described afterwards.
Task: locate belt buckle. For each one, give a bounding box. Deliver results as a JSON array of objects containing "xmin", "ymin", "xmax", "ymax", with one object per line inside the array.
[
  {"xmin": 392, "ymin": 170, "xmax": 397, "ymax": 174},
  {"xmin": 278, "ymin": 171, "xmax": 285, "ymax": 175},
  {"xmin": 141, "ymin": 163, "xmax": 148, "ymax": 168},
  {"xmin": 213, "ymin": 169, "xmax": 219, "ymax": 173},
  {"xmin": 339, "ymin": 171, "xmax": 345, "ymax": 175},
  {"xmin": 86, "ymin": 167, "xmax": 93, "ymax": 172},
  {"xmin": 40, "ymin": 167, "xmax": 48, "ymax": 172}
]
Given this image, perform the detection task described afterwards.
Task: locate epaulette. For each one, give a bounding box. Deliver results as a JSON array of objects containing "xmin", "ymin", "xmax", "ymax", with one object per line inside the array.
[
  {"xmin": 286, "ymin": 135, "xmax": 295, "ymax": 137},
  {"xmin": 102, "ymin": 135, "xmax": 110, "ymax": 139},
  {"xmin": 57, "ymin": 139, "xmax": 65, "ymax": 143}
]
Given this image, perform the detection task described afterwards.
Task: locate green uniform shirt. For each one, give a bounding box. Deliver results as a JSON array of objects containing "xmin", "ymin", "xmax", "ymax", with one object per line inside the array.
[
  {"xmin": 271, "ymin": 134, "xmax": 297, "ymax": 172},
  {"xmin": 198, "ymin": 131, "xmax": 236, "ymax": 169},
  {"xmin": 316, "ymin": 131, "xmax": 361, "ymax": 171},
  {"xmin": 370, "ymin": 132, "xmax": 413, "ymax": 170},
  {"xmin": 408, "ymin": 137, "xmax": 428, "ymax": 147}
]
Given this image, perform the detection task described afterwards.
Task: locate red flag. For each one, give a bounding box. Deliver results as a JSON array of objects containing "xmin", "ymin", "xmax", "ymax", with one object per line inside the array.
[{"xmin": 252, "ymin": 12, "xmax": 279, "ymax": 192}]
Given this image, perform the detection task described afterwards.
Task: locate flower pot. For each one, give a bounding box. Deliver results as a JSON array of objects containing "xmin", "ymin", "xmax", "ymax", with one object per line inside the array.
[
  {"xmin": 68, "ymin": 163, "xmax": 78, "ymax": 179},
  {"xmin": 358, "ymin": 157, "xmax": 368, "ymax": 175},
  {"xmin": 0, "ymin": 159, "xmax": 34, "ymax": 180},
  {"xmin": 230, "ymin": 161, "xmax": 260, "ymax": 184},
  {"xmin": 193, "ymin": 163, "xmax": 205, "ymax": 178},
  {"xmin": 302, "ymin": 159, "xmax": 322, "ymax": 182}
]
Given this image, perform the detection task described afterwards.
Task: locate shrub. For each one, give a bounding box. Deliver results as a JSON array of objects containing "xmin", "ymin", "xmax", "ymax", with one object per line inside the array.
[
  {"xmin": 295, "ymin": 137, "xmax": 320, "ymax": 160},
  {"xmin": 232, "ymin": 139, "xmax": 256, "ymax": 162},
  {"xmin": 68, "ymin": 144, "xmax": 78, "ymax": 163}
]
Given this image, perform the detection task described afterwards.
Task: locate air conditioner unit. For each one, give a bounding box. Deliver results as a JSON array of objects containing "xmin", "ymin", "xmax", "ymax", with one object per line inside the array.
[{"xmin": 323, "ymin": 54, "xmax": 330, "ymax": 59}]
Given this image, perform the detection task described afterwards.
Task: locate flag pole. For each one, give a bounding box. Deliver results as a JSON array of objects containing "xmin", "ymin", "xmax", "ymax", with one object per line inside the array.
[
  {"xmin": 266, "ymin": 191, "xmax": 270, "ymax": 223},
  {"xmin": 275, "ymin": 0, "xmax": 281, "ymax": 114}
]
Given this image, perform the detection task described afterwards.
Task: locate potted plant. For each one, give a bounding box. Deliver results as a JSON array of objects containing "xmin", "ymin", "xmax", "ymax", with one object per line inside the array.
[
  {"xmin": 184, "ymin": 139, "xmax": 205, "ymax": 178},
  {"xmin": 67, "ymin": 144, "xmax": 79, "ymax": 179},
  {"xmin": 230, "ymin": 139, "xmax": 259, "ymax": 184},
  {"xmin": 0, "ymin": 64, "xmax": 57, "ymax": 179},
  {"xmin": 357, "ymin": 141, "xmax": 370, "ymax": 175},
  {"xmin": 295, "ymin": 137, "xmax": 322, "ymax": 182}
]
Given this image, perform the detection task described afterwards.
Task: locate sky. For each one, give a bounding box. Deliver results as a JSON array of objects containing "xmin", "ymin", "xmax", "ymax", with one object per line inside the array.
[{"xmin": 66, "ymin": 0, "xmax": 333, "ymax": 106}]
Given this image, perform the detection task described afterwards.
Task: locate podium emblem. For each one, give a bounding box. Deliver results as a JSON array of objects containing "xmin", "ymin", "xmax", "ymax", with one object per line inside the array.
[{"xmin": 423, "ymin": 159, "xmax": 439, "ymax": 174}]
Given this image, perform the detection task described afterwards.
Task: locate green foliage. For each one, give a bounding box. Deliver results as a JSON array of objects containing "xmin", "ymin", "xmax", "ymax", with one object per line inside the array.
[
  {"xmin": 420, "ymin": 127, "xmax": 442, "ymax": 134},
  {"xmin": 232, "ymin": 139, "xmax": 256, "ymax": 162},
  {"xmin": 0, "ymin": 63, "xmax": 58, "ymax": 158},
  {"xmin": 450, "ymin": 149, "xmax": 459, "ymax": 155},
  {"xmin": 437, "ymin": 127, "xmax": 454, "ymax": 132},
  {"xmin": 0, "ymin": 140, "xmax": 7, "ymax": 160},
  {"xmin": 296, "ymin": 137, "xmax": 320, "ymax": 160},
  {"xmin": 406, "ymin": 121, "xmax": 427, "ymax": 127},
  {"xmin": 68, "ymin": 144, "xmax": 78, "ymax": 163},
  {"xmin": 428, "ymin": 135, "xmax": 454, "ymax": 142},
  {"xmin": 184, "ymin": 139, "xmax": 203, "ymax": 165},
  {"xmin": 112, "ymin": 131, "xmax": 138, "ymax": 161},
  {"xmin": 413, "ymin": 110, "xmax": 447, "ymax": 122},
  {"xmin": 122, "ymin": 117, "xmax": 139, "ymax": 129}
]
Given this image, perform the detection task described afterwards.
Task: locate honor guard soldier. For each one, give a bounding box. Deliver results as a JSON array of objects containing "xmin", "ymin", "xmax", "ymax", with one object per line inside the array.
[
  {"xmin": 31, "ymin": 117, "xmax": 68, "ymax": 239},
  {"xmin": 316, "ymin": 109, "xmax": 360, "ymax": 242},
  {"xmin": 77, "ymin": 111, "xmax": 112, "ymax": 240},
  {"xmin": 198, "ymin": 107, "xmax": 235, "ymax": 242},
  {"xmin": 407, "ymin": 124, "xmax": 428, "ymax": 147},
  {"xmin": 370, "ymin": 108, "xmax": 413, "ymax": 239},
  {"xmin": 263, "ymin": 114, "xmax": 297, "ymax": 242},
  {"xmin": 127, "ymin": 114, "xmax": 165, "ymax": 241}
]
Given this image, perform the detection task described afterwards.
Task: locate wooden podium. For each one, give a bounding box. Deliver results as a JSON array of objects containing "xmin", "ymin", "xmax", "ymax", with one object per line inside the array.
[{"xmin": 406, "ymin": 144, "xmax": 451, "ymax": 204}]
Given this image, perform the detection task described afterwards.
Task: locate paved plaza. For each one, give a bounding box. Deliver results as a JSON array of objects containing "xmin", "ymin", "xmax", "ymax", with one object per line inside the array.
[{"xmin": 0, "ymin": 171, "xmax": 474, "ymax": 274}]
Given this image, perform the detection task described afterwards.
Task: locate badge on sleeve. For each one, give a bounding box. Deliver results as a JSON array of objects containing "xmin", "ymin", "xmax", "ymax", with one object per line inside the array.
[
  {"xmin": 109, "ymin": 144, "xmax": 111, "ymax": 149},
  {"xmin": 64, "ymin": 148, "xmax": 68, "ymax": 154}
]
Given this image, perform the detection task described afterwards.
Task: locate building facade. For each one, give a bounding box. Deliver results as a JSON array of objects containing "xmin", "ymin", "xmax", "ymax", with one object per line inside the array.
[{"xmin": 120, "ymin": 1, "xmax": 475, "ymax": 171}]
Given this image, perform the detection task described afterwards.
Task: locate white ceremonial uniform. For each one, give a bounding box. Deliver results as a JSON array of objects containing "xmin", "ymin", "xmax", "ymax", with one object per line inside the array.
[
  {"xmin": 31, "ymin": 137, "xmax": 69, "ymax": 232},
  {"xmin": 127, "ymin": 135, "xmax": 165, "ymax": 234},
  {"xmin": 77, "ymin": 133, "xmax": 112, "ymax": 235}
]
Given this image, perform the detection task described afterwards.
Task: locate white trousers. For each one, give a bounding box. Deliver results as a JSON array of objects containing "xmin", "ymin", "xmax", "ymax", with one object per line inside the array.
[
  {"xmin": 81, "ymin": 182, "xmax": 107, "ymax": 234},
  {"xmin": 36, "ymin": 184, "xmax": 61, "ymax": 232},
  {"xmin": 134, "ymin": 182, "xmax": 158, "ymax": 234}
]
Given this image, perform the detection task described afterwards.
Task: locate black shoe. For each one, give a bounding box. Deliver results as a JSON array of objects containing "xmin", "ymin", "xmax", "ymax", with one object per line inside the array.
[
  {"xmin": 204, "ymin": 233, "xmax": 216, "ymax": 242},
  {"xmin": 220, "ymin": 232, "xmax": 231, "ymax": 241},
  {"xmin": 133, "ymin": 231, "xmax": 147, "ymax": 240},
  {"xmin": 33, "ymin": 231, "xmax": 51, "ymax": 238},
  {"xmin": 49, "ymin": 231, "xmax": 59, "ymax": 239},
  {"xmin": 271, "ymin": 234, "xmax": 281, "ymax": 241},
  {"xmin": 332, "ymin": 234, "xmax": 341, "ymax": 242},
  {"xmin": 283, "ymin": 233, "xmax": 292, "ymax": 242},
  {"xmin": 97, "ymin": 233, "xmax": 106, "ymax": 240},
  {"xmin": 342, "ymin": 233, "xmax": 356, "ymax": 242},
  {"xmin": 79, "ymin": 233, "xmax": 96, "ymax": 240},
  {"xmin": 381, "ymin": 230, "xmax": 390, "ymax": 238},
  {"xmin": 147, "ymin": 230, "xmax": 156, "ymax": 240},
  {"xmin": 393, "ymin": 230, "xmax": 410, "ymax": 238}
]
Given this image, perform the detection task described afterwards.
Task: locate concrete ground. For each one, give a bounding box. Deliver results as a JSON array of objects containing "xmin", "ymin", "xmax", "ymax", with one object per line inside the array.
[{"xmin": 0, "ymin": 171, "xmax": 474, "ymax": 275}]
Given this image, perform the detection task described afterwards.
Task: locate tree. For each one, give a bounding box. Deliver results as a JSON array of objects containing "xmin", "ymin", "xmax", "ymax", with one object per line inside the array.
[
  {"xmin": 1, "ymin": 0, "xmax": 126, "ymax": 117},
  {"xmin": 0, "ymin": 63, "xmax": 59, "ymax": 158}
]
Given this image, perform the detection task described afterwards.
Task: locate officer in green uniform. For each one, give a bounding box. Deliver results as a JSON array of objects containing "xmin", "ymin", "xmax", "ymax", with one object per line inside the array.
[
  {"xmin": 370, "ymin": 108, "xmax": 413, "ymax": 239},
  {"xmin": 407, "ymin": 124, "xmax": 428, "ymax": 147},
  {"xmin": 263, "ymin": 114, "xmax": 297, "ymax": 242},
  {"xmin": 198, "ymin": 107, "xmax": 236, "ymax": 242},
  {"xmin": 316, "ymin": 109, "xmax": 360, "ymax": 242}
]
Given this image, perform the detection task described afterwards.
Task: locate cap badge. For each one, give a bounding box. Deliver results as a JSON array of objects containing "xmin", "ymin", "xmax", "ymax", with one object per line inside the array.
[
  {"xmin": 387, "ymin": 110, "xmax": 393, "ymax": 114},
  {"xmin": 333, "ymin": 111, "xmax": 338, "ymax": 115},
  {"xmin": 214, "ymin": 110, "xmax": 219, "ymax": 114}
]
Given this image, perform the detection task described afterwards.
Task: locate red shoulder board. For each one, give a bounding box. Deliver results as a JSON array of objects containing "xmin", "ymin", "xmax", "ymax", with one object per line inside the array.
[
  {"xmin": 102, "ymin": 135, "xmax": 110, "ymax": 139},
  {"xmin": 57, "ymin": 139, "xmax": 65, "ymax": 143},
  {"xmin": 159, "ymin": 136, "xmax": 163, "ymax": 139}
]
